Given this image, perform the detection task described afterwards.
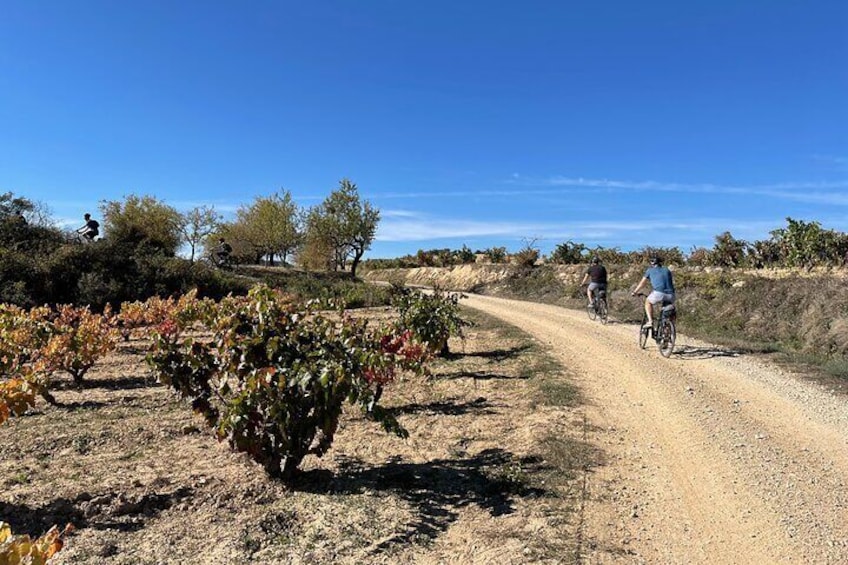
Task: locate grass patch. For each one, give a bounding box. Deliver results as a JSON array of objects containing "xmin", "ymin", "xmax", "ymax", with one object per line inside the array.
[
  {"xmin": 537, "ymin": 433, "xmax": 598, "ymax": 484},
  {"xmin": 535, "ymin": 380, "xmax": 581, "ymax": 407},
  {"xmin": 459, "ymin": 305, "xmax": 582, "ymax": 408}
]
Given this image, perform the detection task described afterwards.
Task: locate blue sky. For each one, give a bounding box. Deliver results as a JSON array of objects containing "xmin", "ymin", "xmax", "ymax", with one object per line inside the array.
[{"xmin": 1, "ymin": 1, "xmax": 846, "ymax": 258}]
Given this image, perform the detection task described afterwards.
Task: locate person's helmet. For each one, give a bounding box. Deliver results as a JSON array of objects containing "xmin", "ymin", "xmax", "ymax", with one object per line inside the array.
[
  {"xmin": 84, "ymin": 213, "xmax": 91, "ymax": 220},
  {"xmin": 650, "ymin": 256, "xmax": 662, "ymax": 266},
  {"xmin": 591, "ymin": 256, "xmax": 600, "ymax": 264}
]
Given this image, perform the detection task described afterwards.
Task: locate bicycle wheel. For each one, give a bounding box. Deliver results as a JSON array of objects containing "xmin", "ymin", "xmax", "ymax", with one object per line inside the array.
[
  {"xmin": 598, "ymin": 297, "xmax": 609, "ymax": 324},
  {"xmin": 587, "ymin": 299, "xmax": 597, "ymax": 321},
  {"xmin": 658, "ymin": 319, "xmax": 676, "ymax": 358},
  {"xmin": 638, "ymin": 322, "xmax": 649, "ymax": 349}
]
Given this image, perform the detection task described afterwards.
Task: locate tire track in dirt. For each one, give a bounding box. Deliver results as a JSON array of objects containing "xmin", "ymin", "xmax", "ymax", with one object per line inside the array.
[{"xmin": 462, "ymin": 293, "xmax": 848, "ymax": 564}]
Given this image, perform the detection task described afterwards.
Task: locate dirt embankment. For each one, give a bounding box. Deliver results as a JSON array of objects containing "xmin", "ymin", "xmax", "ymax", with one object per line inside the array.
[{"xmin": 363, "ymin": 264, "xmax": 848, "ymax": 294}]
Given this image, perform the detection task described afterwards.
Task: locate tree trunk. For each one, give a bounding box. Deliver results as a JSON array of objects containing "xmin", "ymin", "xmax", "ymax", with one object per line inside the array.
[{"xmin": 350, "ymin": 248, "xmax": 364, "ymax": 278}]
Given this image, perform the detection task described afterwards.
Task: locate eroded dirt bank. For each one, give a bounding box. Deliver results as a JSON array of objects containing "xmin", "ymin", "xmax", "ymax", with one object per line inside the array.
[{"xmin": 462, "ymin": 293, "xmax": 848, "ymax": 564}]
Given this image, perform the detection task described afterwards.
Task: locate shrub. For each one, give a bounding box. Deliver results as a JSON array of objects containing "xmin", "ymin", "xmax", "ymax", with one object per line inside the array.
[
  {"xmin": 0, "ymin": 521, "xmax": 73, "ymax": 563},
  {"xmin": 550, "ymin": 241, "xmax": 588, "ymax": 264},
  {"xmin": 147, "ymin": 285, "xmax": 418, "ymax": 480},
  {"xmin": 512, "ymin": 247, "xmax": 539, "ymax": 267},
  {"xmin": 484, "ymin": 246, "xmax": 508, "ymax": 264},
  {"xmin": 0, "ymin": 377, "xmax": 37, "ymax": 425},
  {"xmin": 708, "ymin": 232, "xmax": 748, "ymax": 267},
  {"xmin": 390, "ymin": 285, "xmax": 470, "ymax": 356},
  {"xmin": 36, "ymin": 305, "xmax": 120, "ymax": 387}
]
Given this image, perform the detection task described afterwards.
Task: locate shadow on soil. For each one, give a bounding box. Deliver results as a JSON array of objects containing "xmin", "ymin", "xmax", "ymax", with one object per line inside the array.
[
  {"xmin": 390, "ymin": 396, "xmax": 496, "ymax": 416},
  {"xmin": 84, "ymin": 375, "xmax": 162, "ymax": 391},
  {"xmin": 448, "ymin": 344, "xmax": 533, "ymax": 362},
  {"xmin": 294, "ymin": 448, "xmax": 550, "ymax": 552},
  {"xmin": 50, "ymin": 375, "xmax": 160, "ymax": 392},
  {"xmin": 435, "ymin": 370, "xmax": 530, "ymax": 382},
  {"xmin": 0, "ymin": 487, "xmax": 193, "ymax": 536}
]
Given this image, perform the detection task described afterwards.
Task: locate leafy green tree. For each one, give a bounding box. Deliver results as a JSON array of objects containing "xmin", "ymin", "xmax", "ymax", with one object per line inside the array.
[
  {"xmin": 100, "ymin": 195, "xmax": 183, "ymax": 255},
  {"xmin": 0, "ymin": 192, "xmax": 33, "ymax": 220},
  {"xmin": 305, "ymin": 179, "xmax": 379, "ymax": 277},
  {"xmin": 299, "ymin": 228, "xmax": 334, "ymax": 271},
  {"xmin": 232, "ymin": 191, "xmax": 302, "ymax": 266},
  {"xmin": 179, "ymin": 205, "xmax": 221, "ymax": 263}
]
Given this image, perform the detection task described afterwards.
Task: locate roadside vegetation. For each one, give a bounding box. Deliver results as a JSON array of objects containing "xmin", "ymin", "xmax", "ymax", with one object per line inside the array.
[{"xmin": 364, "ymin": 217, "xmax": 848, "ymax": 387}]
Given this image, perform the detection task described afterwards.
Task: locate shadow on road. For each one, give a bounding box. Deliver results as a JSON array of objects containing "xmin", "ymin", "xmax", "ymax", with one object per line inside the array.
[{"xmin": 673, "ymin": 344, "xmax": 742, "ymax": 359}]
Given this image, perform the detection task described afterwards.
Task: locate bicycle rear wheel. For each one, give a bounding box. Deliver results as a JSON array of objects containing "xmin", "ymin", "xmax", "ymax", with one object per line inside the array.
[
  {"xmin": 598, "ymin": 297, "xmax": 609, "ymax": 324},
  {"xmin": 658, "ymin": 319, "xmax": 676, "ymax": 357},
  {"xmin": 587, "ymin": 299, "xmax": 597, "ymax": 321}
]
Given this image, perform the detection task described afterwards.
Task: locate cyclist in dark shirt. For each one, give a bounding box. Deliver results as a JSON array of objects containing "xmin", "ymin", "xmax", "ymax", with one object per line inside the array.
[
  {"xmin": 580, "ymin": 256, "xmax": 608, "ymax": 307},
  {"xmin": 76, "ymin": 213, "xmax": 99, "ymax": 241},
  {"xmin": 215, "ymin": 237, "xmax": 233, "ymax": 266}
]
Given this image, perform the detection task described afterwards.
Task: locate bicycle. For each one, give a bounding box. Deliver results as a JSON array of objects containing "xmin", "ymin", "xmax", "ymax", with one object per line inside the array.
[
  {"xmin": 200, "ymin": 252, "xmax": 234, "ymax": 271},
  {"xmin": 583, "ymin": 285, "xmax": 609, "ymax": 324},
  {"xmin": 634, "ymin": 292, "xmax": 676, "ymax": 357},
  {"xmin": 66, "ymin": 231, "xmax": 96, "ymax": 245}
]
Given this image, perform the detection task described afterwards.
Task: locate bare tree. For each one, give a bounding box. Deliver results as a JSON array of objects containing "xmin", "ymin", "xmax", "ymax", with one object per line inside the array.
[{"xmin": 180, "ymin": 205, "xmax": 221, "ymax": 263}]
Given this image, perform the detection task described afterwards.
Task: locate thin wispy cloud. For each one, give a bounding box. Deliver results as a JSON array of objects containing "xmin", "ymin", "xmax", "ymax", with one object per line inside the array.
[
  {"xmin": 540, "ymin": 176, "xmax": 848, "ymax": 193},
  {"xmin": 376, "ymin": 212, "xmax": 778, "ymax": 245},
  {"xmin": 364, "ymin": 176, "xmax": 848, "ymax": 206}
]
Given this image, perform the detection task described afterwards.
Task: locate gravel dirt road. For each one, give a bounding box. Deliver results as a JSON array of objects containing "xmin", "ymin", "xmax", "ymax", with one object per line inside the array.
[{"xmin": 462, "ymin": 293, "xmax": 848, "ymax": 564}]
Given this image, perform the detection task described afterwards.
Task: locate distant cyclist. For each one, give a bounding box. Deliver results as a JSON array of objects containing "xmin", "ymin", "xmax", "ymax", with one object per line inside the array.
[
  {"xmin": 76, "ymin": 213, "xmax": 99, "ymax": 241},
  {"xmin": 214, "ymin": 237, "xmax": 233, "ymax": 266},
  {"xmin": 580, "ymin": 256, "xmax": 607, "ymax": 307},
  {"xmin": 631, "ymin": 256, "xmax": 675, "ymax": 329}
]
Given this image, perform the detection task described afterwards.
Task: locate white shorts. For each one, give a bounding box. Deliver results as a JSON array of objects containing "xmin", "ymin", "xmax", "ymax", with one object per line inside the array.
[{"xmin": 647, "ymin": 291, "xmax": 675, "ymax": 305}]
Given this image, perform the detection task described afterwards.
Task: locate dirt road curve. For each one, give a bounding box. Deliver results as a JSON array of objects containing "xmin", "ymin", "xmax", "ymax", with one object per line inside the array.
[{"xmin": 461, "ymin": 293, "xmax": 848, "ymax": 564}]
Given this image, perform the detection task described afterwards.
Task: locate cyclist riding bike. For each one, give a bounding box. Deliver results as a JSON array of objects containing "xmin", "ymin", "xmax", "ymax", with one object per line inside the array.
[
  {"xmin": 631, "ymin": 256, "xmax": 675, "ymax": 329},
  {"xmin": 76, "ymin": 213, "xmax": 100, "ymax": 241},
  {"xmin": 214, "ymin": 237, "xmax": 233, "ymax": 266},
  {"xmin": 580, "ymin": 256, "xmax": 607, "ymax": 307}
]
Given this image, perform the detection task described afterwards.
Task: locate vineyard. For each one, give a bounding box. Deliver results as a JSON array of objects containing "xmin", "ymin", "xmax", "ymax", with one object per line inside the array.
[{"xmin": 1, "ymin": 286, "xmax": 583, "ymax": 563}]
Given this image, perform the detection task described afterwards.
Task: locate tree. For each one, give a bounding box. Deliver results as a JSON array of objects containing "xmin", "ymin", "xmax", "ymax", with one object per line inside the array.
[
  {"xmin": 299, "ymin": 227, "xmax": 334, "ymax": 271},
  {"xmin": 100, "ymin": 195, "xmax": 183, "ymax": 255},
  {"xmin": 305, "ymin": 179, "xmax": 379, "ymax": 277},
  {"xmin": 179, "ymin": 206, "xmax": 220, "ymax": 263},
  {"xmin": 232, "ymin": 191, "xmax": 302, "ymax": 266},
  {"xmin": 0, "ymin": 192, "xmax": 33, "ymax": 219}
]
